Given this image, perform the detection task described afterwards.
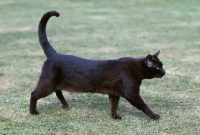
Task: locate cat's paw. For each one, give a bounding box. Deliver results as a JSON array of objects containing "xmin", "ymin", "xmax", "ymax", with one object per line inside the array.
[
  {"xmin": 112, "ymin": 115, "xmax": 122, "ymax": 120},
  {"xmin": 61, "ymin": 104, "xmax": 68, "ymax": 109},
  {"xmin": 150, "ymin": 113, "xmax": 160, "ymax": 120},
  {"xmin": 30, "ymin": 110, "xmax": 39, "ymax": 115},
  {"xmin": 145, "ymin": 110, "xmax": 160, "ymax": 120}
]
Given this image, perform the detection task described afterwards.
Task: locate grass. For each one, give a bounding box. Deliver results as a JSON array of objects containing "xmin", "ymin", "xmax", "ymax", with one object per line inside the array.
[{"xmin": 0, "ymin": 0, "xmax": 200, "ymax": 134}]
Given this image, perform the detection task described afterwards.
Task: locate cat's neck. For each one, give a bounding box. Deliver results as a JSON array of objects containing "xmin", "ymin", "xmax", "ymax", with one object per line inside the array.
[{"xmin": 122, "ymin": 57, "xmax": 146, "ymax": 80}]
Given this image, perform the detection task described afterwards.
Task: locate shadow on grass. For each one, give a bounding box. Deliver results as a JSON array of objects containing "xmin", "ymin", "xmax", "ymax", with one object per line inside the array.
[{"xmin": 34, "ymin": 93, "xmax": 190, "ymax": 120}]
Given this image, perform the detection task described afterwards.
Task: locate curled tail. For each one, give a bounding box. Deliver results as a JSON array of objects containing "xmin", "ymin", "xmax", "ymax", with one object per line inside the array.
[{"xmin": 38, "ymin": 11, "xmax": 59, "ymax": 57}]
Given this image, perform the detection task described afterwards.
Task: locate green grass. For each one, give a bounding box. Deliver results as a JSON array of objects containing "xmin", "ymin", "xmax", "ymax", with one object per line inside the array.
[{"xmin": 0, "ymin": 0, "xmax": 200, "ymax": 134}]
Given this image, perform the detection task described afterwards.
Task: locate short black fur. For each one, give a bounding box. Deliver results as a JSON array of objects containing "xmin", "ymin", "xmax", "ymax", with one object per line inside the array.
[{"xmin": 29, "ymin": 11, "xmax": 165, "ymax": 120}]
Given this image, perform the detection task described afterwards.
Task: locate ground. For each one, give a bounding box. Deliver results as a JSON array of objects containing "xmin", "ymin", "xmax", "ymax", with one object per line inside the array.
[{"xmin": 0, "ymin": 0, "xmax": 199, "ymax": 134}]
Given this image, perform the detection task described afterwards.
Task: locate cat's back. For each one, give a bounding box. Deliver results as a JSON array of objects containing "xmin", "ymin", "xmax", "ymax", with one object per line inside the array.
[{"xmin": 45, "ymin": 54, "xmax": 104, "ymax": 69}]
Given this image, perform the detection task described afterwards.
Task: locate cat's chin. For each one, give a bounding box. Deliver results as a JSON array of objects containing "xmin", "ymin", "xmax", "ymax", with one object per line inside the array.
[
  {"xmin": 146, "ymin": 74, "xmax": 165, "ymax": 79},
  {"xmin": 153, "ymin": 75, "xmax": 164, "ymax": 78}
]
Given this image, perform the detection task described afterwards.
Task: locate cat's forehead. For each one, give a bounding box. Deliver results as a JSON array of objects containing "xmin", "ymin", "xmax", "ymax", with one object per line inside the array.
[{"xmin": 152, "ymin": 56, "xmax": 163, "ymax": 66}]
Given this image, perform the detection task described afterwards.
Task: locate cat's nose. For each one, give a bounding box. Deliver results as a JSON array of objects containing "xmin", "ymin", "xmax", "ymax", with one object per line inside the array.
[{"xmin": 162, "ymin": 69, "xmax": 165, "ymax": 75}]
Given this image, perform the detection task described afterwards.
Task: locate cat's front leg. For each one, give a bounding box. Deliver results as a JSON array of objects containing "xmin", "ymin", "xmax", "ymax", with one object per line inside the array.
[
  {"xmin": 125, "ymin": 94, "xmax": 160, "ymax": 120},
  {"xmin": 108, "ymin": 94, "xmax": 122, "ymax": 119},
  {"xmin": 144, "ymin": 108, "xmax": 160, "ymax": 120}
]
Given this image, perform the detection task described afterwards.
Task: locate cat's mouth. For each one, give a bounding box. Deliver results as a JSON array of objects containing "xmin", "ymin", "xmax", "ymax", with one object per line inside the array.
[{"xmin": 153, "ymin": 74, "xmax": 165, "ymax": 78}]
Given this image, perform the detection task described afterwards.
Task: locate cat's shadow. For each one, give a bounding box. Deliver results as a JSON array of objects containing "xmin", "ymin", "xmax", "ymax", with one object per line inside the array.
[{"xmin": 37, "ymin": 93, "xmax": 183, "ymax": 120}]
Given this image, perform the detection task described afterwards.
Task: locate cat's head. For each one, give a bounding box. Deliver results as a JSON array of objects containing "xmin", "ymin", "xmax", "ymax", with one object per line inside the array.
[{"xmin": 143, "ymin": 50, "xmax": 165, "ymax": 79}]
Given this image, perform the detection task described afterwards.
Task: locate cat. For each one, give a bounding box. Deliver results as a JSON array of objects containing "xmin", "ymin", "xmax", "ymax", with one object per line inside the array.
[{"xmin": 29, "ymin": 11, "xmax": 165, "ymax": 120}]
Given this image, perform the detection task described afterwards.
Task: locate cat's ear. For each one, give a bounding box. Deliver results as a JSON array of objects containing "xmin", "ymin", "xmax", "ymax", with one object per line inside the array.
[
  {"xmin": 145, "ymin": 54, "xmax": 154, "ymax": 67},
  {"xmin": 153, "ymin": 50, "xmax": 160, "ymax": 57}
]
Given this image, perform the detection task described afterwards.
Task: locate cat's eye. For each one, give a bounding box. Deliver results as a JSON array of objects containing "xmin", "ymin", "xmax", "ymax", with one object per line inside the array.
[{"xmin": 156, "ymin": 67, "xmax": 160, "ymax": 70}]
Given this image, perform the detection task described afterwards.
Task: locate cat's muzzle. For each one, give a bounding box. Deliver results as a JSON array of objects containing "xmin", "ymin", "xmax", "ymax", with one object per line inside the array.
[{"xmin": 157, "ymin": 69, "xmax": 165, "ymax": 78}]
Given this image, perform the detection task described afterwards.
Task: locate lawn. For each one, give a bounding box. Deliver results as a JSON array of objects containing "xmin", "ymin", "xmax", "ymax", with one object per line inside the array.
[{"xmin": 0, "ymin": 0, "xmax": 200, "ymax": 134}]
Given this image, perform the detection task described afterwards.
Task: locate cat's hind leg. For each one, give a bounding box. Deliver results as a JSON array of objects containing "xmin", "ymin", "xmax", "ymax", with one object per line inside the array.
[
  {"xmin": 29, "ymin": 79, "xmax": 55, "ymax": 115},
  {"xmin": 55, "ymin": 90, "xmax": 68, "ymax": 108},
  {"xmin": 108, "ymin": 94, "xmax": 121, "ymax": 119}
]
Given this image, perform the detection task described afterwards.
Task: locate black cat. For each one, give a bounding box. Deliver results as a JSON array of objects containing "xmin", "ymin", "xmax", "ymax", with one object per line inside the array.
[{"xmin": 29, "ymin": 11, "xmax": 165, "ymax": 120}]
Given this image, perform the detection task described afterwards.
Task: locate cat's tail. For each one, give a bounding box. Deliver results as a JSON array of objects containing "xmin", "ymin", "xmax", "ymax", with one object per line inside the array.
[{"xmin": 38, "ymin": 11, "xmax": 59, "ymax": 58}]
